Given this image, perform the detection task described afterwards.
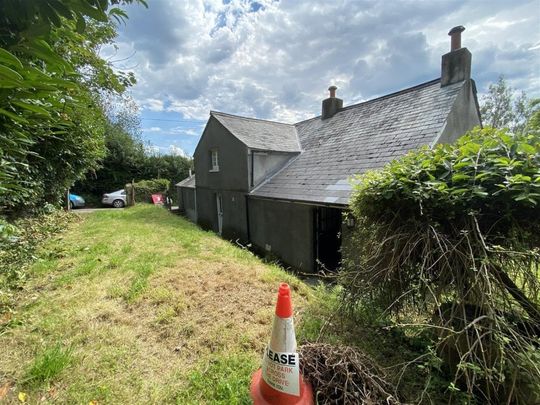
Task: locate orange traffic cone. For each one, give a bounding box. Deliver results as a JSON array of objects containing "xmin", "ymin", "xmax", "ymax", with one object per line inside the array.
[{"xmin": 250, "ymin": 283, "xmax": 314, "ymax": 404}]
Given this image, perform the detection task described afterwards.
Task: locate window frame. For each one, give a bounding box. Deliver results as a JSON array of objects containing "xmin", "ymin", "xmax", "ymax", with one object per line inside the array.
[{"xmin": 210, "ymin": 149, "xmax": 219, "ymax": 172}]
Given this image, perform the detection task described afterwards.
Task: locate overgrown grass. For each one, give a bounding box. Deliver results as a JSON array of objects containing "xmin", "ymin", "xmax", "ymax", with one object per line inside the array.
[
  {"xmin": 297, "ymin": 285, "xmax": 461, "ymax": 403},
  {"xmin": 174, "ymin": 353, "xmax": 257, "ymax": 404},
  {"xmin": 0, "ymin": 205, "xmax": 311, "ymax": 403},
  {"xmin": 0, "ymin": 204, "xmax": 455, "ymax": 403},
  {"xmin": 23, "ymin": 344, "xmax": 72, "ymax": 388},
  {"xmin": 0, "ymin": 209, "xmax": 75, "ymax": 310}
]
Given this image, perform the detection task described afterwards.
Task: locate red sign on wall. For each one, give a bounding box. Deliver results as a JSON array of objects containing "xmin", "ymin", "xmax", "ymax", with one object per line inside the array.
[{"xmin": 151, "ymin": 194, "xmax": 164, "ymax": 205}]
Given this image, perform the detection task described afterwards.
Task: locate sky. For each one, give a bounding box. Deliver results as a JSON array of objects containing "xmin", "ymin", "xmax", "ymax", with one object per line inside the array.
[{"xmin": 105, "ymin": 0, "xmax": 540, "ymax": 157}]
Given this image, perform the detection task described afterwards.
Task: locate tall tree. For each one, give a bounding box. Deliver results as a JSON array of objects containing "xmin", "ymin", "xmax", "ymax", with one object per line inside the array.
[
  {"xmin": 0, "ymin": 0, "xmax": 146, "ymax": 215},
  {"xmin": 480, "ymin": 76, "xmax": 535, "ymax": 134}
]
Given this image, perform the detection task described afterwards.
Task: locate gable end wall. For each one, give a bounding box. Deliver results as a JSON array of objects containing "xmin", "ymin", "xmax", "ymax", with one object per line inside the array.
[
  {"xmin": 435, "ymin": 80, "xmax": 482, "ymax": 145},
  {"xmin": 194, "ymin": 116, "xmax": 250, "ymax": 241}
]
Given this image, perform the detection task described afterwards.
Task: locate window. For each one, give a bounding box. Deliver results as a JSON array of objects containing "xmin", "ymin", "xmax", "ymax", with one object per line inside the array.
[{"xmin": 210, "ymin": 149, "xmax": 219, "ymax": 171}]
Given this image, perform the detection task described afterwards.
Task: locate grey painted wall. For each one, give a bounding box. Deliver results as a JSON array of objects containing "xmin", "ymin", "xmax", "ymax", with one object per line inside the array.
[
  {"xmin": 436, "ymin": 79, "xmax": 482, "ymax": 145},
  {"xmin": 194, "ymin": 117, "xmax": 250, "ymax": 192},
  {"xmin": 248, "ymin": 197, "xmax": 315, "ymax": 272},
  {"xmin": 194, "ymin": 116, "xmax": 250, "ymax": 240},
  {"xmin": 249, "ymin": 150, "xmax": 297, "ymax": 189},
  {"xmin": 176, "ymin": 186, "xmax": 185, "ymax": 211},
  {"xmin": 182, "ymin": 188, "xmax": 197, "ymax": 222},
  {"xmin": 195, "ymin": 188, "xmax": 248, "ymax": 241}
]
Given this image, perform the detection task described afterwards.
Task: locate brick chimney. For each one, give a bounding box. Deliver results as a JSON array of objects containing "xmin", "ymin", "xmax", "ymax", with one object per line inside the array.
[
  {"xmin": 321, "ymin": 85, "xmax": 343, "ymax": 119},
  {"xmin": 441, "ymin": 25, "xmax": 471, "ymax": 86}
]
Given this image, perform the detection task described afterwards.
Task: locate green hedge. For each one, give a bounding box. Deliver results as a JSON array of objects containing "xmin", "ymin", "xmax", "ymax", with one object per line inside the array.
[
  {"xmin": 342, "ymin": 127, "xmax": 540, "ymax": 404},
  {"xmin": 133, "ymin": 179, "xmax": 170, "ymax": 203}
]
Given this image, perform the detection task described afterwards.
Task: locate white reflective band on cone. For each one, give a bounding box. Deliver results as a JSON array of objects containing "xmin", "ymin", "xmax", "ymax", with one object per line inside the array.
[
  {"xmin": 270, "ymin": 315, "xmax": 296, "ymax": 352},
  {"xmin": 262, "ymin": 316, "xmax": 300, "ymax": 396}
]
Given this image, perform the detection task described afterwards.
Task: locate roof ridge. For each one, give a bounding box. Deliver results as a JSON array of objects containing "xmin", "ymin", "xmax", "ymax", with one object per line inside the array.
[
  {"xmin": 210, "ymin": 110, "xmax": 294, "ymax": 126},
  {"xmin": 294, "ymin": 78, "xmax": 444, "ymax": 126}
]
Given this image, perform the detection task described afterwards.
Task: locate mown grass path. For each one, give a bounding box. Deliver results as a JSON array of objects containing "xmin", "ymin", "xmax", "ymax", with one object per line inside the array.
[{"xmin": 0, "ymin": 205, "xmax": 311, "ymax": 404}]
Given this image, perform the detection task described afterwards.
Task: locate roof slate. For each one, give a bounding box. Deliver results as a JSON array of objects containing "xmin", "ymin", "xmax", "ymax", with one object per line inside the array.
[
  {"xmin": 250, "ymin": 79, "xmax": 465, "ymax": 205},
  {"xmin": 211, "ymin": 111, "xmax": 301, "ymax": 152},
  {"xmin": 176, "ymin": 175, "xmax": 196, "ymax": 188}
]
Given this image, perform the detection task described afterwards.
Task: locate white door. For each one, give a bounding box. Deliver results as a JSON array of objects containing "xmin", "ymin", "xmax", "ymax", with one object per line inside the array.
[{"xmin": 216, "ymin": 193, "xmax": 223, "ymax": 235}]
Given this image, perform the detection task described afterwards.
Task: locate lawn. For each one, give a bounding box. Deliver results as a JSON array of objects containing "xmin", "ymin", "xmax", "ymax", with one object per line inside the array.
[{"xmin": 0, "ymin": 205, "xmax": 313, "ymax": 404}]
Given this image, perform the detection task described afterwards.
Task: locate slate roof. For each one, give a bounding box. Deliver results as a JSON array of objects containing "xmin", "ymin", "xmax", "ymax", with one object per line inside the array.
[
  {"xmin": 211, "ymin": 111, "xmax": 301, "ymax": 152},
  {"xmin": 176, "ymin": 175, "xmax": 196, "ymax": 188},
  {"xmin": 250, "ymin": 79, "xmax": 466, "ymax": 205}
]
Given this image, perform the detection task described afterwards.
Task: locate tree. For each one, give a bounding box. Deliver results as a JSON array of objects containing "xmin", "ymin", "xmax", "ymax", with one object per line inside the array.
[
  {"xmin": 0, "ymin": 0, "xmax": 146, "ymax": 215},
  {"xmin": 480, "ymin": 76, "xmax": 536, "ymax": 134},
  {"xmin": 73, "ymin": 100, "xmax": 193, "ymax": 200}
]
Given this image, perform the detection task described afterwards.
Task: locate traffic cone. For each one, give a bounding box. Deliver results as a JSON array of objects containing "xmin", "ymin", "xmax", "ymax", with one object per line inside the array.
[{"xmin": 250, "ymin": 283, "xmax": 314, "ymax": 404}]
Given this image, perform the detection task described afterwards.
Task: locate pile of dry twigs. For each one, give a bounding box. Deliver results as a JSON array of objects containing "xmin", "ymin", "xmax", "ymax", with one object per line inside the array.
[{"xmin": 299, "ymin": 343, "xmax": 399, "ymax": 404}]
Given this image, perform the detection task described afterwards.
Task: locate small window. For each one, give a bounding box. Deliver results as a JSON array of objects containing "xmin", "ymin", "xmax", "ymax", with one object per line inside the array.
[{"xmin": 210, "ymin": 149, "xmax": 219, "ymax": 171}]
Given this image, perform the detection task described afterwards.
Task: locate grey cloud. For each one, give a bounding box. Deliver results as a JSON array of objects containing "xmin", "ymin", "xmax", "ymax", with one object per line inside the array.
[
  {"xmin": 119, "ymin": 1, "xmax": 192, "ymax": 67},
  {"xmin": 117, "ymin": 0, "xmax": 540, "ymax": 123}
]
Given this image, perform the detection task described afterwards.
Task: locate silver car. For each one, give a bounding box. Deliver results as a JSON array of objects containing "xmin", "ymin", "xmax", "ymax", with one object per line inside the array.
[{"xmin": 102, "ymin": 189, "xmax": 127, "ymax": 208}]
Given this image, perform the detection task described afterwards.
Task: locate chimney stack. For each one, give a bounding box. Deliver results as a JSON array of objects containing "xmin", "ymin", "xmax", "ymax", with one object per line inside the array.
[
  {"xmin": 322, "ymin": 85, "xmax": 343, "ymax": 119},
  {"xmin": 441, "ymin": 25, "xmax": 471, "ymax": 87}
]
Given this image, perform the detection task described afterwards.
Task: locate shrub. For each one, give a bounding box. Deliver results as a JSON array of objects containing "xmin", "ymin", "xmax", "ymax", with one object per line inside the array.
[
  {"xmin": 133, "ymin": 178, "xmax": 170, "ymax": 203},
  {"xmin": 0, "ymin": 209, "xmax": 74, "ymax": 310},
  {"xmin": 342, "ymin": 127, "xmax": 540, "ymax": 404}
]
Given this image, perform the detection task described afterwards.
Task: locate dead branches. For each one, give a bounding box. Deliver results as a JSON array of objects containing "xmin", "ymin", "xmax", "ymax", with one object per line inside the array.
[{"xmin": 299, "ymin": 343, "xmax": 399, "ymax": 405}]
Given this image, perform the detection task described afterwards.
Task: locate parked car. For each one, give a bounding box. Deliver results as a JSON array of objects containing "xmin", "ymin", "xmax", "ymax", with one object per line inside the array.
[
  {"xmin": 69, "ymin": 193, "xmax": 85, "ymax": 209},
  {"xmin": 102, "ymin": 189, "xmax": 127, "ymax": 208}
]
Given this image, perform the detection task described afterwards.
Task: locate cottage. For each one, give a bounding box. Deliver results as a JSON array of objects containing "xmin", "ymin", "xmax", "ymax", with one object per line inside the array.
[{"xmin": 177, "ymin": 26, "xmax": 481, "ymax": 273}]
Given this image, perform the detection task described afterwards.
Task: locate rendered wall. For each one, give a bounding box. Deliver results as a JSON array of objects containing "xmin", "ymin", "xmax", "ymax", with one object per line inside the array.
[
  {"xmin": 248, "ymin": 197, "xmax": 315, "ymax": 273},
  {"xmin": 194, "ymin": 117, "xmax": 249, "ymax": 192},
  {"xmin": 249, "ymin": 151, "xmax": 297, "ymax": 189},
  {"xmin": 436, "ymin": 79, "xmax": 482, "ymax": 145},
  {"xmin": 194, "ymin": 116, "xmax": 250, "ymax": 240},
  {"xmin": 182, "ymin": 188, "xmax": 197, "ymax": 222}
]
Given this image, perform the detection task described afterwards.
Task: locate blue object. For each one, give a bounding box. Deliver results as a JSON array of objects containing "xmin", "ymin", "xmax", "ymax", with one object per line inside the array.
[{"xmin": 69, "ymin": 193, "xmax": 85, "ymax": 208}]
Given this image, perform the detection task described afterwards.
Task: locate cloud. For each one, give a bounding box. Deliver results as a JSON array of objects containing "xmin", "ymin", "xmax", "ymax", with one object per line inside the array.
[
  {"xmin": 169, "ymin": 145, "xmax": 188, "ymax": 157},
  {"xmin": 116, "ymin": 0, "xmax": 540, "ymax": 125},
  {"xmin": 141, "ymin": 98, "xmax": 165, "ymax": 112},
  {"xmin": 170, "ymin": 127, "xmax": 200, "ymax": 136},
  {"xmin": 144, "ymin": 126, "xmax": 162, "ymax": 132}
]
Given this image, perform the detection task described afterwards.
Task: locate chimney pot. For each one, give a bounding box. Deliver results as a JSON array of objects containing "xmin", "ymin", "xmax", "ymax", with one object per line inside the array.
[
  {"xmin": 448, "ymin": 25, "xmax": 465, "ymax": 51},
  {"xmin": 328, "ymin": 85, "xmax": 337, "ymax": 98}
]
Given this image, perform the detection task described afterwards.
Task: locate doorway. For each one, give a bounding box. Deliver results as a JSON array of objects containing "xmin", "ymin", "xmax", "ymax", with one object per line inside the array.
[
  {"xmin": 216, "ymin": 193, "xmax": 223, "ymax": 235},
  {"xmin": 314, "ymin": 207, "xmax": 342, "ymax": 271}
]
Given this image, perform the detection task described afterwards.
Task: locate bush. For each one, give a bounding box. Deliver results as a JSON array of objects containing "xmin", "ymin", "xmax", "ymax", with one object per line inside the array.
[
  {"xmin": 133, "ymin": 179, "xmax": 170, "ymax": 203},
  {"xmin": 342, "ymin": 127, "xmax": 540, "ymax": 404},
  {"xmin": 0, "ymin": 209, "xmax": 75, "ymax": 310}
]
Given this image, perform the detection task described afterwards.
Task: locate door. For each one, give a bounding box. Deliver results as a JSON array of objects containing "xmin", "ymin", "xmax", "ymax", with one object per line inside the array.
[
  {"xmin": 216, "ymin": 193, "xmax": 223, "ymax": 235},
  {"xmin": 314, "ymin": 207, "xmax": 342, "ymax": 271}
]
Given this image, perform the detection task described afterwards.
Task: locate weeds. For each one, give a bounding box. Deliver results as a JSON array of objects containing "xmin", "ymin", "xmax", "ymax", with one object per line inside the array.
[{"xmin": 23, "ymin": 344, "xmax": 72, "ymax": 388}]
